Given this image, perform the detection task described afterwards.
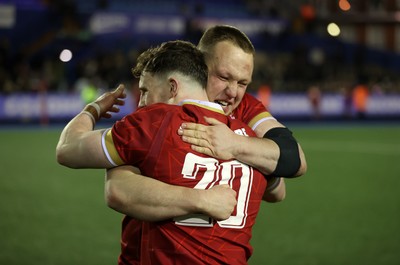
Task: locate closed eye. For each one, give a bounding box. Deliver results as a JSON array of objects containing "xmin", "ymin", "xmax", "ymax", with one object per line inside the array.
[{"xmin": 239, "ymin": 82, "xmax": 248, "ymax": 88}]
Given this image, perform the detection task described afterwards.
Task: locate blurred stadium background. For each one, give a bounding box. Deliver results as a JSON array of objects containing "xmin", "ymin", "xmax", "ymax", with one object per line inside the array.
[
  {"xmin": 1, "ymin": 0, "xmax": 400, "ymax": 122},
  {"xmin": 1, "ymin": 0, "xmax": 400, "ymax": 264}
]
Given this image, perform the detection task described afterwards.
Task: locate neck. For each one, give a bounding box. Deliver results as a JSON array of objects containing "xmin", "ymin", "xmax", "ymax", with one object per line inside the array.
[{"xmin": 171, "ymin": 85, "xmax": 208, "ymax": 105}]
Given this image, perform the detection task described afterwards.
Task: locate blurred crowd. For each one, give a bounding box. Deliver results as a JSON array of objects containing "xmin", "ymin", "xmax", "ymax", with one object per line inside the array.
[{"xmin": 0, "ymin": 0, "xmax": 399, "ymax": 99}]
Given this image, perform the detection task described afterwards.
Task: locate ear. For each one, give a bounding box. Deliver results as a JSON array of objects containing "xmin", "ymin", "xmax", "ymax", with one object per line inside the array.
[{"xmin": 169, "ymin": 77, "xmax": 178, "ymax": 98}]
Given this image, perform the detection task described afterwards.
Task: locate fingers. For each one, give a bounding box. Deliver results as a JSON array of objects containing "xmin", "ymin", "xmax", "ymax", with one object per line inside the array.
[
  {"xmin": 190, "ymin": 145, "xmax": 213, "ymax": 157},
  {"xmin": 182, "ymin": 133, "xmax": 202, "ymax": 144},
  {"xmin": 116, "ymin": 84, "xmax": 125, "ymax": 90},
  {"xmin": 192, "ymin": 137, "xmax": 208, "ymax": 147},
  {"xmin": 103, "ymin": 113, "xmax": 112, "ymax": 119},
  {"xmin": 114, "ymin": 84, "xmax": 125, "ymax": 93},
  {"xmin": 219, "ymin": 184, "xmax": 237, "ymax": 197},
  {"xmin": 108, "ymin": 106, "xmax": 121, "ymax": 113},
  {"xmin": 180, "ymin": 122, "xmax": 207, "ymax": 131},
  {"xmin": 181, "ymin": 134, "xmax": 208, "ymax": 146},
  {"xmin": 204, "ymin": 116, "xmax": 224, "ymax": 125},
  {"xmin": 178, "ymin": 125, "xmax": 207, "ymax": 138},
  {"xmin": 207, "ymin": 184, "xmax": 237, "ymax": 220},
  {"xmin": 115, "ymin": 99, "xmax": 125, "ymax": 106},
  {"xmin": 177, "ymin": 123, "xmax": 216, "ymax": 156},
  {"xmin": 114, "ymin": 84, "xmax": 127, "ymax": 98},
  {"xmin": 100, "ymin": 104, "xmax": 122, "ymax": 118}
]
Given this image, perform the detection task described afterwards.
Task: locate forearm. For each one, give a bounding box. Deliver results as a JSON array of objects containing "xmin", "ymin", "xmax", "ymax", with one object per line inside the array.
[
  {"xmin": 180, "ymin": 117, "xmax": 305, "ymax": 177},
  {"xmin": 56, "ymin": 85, "xmax": 126, "ymax": 169},
  {"xmin": 254, "ymin": 120, "xmax": 307, "ymax": 177},
  {"xmin": 233, "ymin": 135, "xmax": 307, "ymax": 177},
  {"xmin": 56, "ymin": 112, "xmax": 112, "ymax": 168},
  {"xmin": 105, "ymin": 166, "xmax": 236, "ymax": 221},
  {"xmin": 232, "ymin": 135, "xmax": 279, "ymax": 175},
  {"xmin": 105, "ymin": 166, "xmax": 206, "ymax": 221},
  {"xmin": 263, "ymin": 177, "xmax": 286, "ymax": 202}
]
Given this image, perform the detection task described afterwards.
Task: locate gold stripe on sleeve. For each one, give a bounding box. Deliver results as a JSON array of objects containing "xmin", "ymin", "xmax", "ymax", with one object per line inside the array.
[
  {"xmin": 248, "ymin": 112, "xmax": 274, "ymax": 129},
  {"xmin": 104, "ymin": 129, "xmax": 125, "ymax": 166}
]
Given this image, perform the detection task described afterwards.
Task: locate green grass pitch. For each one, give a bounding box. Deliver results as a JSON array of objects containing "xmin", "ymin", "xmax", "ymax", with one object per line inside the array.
[{"xmin": 1, "ymin": 123, "xmax": 399, "ymax": 265}]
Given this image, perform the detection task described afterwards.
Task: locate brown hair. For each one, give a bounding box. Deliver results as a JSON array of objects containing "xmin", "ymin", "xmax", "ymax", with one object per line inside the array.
[
  {"xmin": 197, "ymin": 25, "xmax": 255, "ymax": 56},
  {"xmin": 132, "ymin": 40, "xmax": 208, "ymax": 89}
]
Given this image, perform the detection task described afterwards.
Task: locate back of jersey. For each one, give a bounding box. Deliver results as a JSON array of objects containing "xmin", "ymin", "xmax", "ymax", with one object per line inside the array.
[{"xmin": 137, "ymin": 102, "xmax": 267, "ymax": 265}]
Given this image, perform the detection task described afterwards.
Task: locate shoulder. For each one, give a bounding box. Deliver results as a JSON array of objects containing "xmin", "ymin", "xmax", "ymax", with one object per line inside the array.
[
  {"xmin": 229, "ymin": 118, "xmax": 257, "ymax": 137},
  {"xmin": 112, "ymin": 104, "xmax": 181, "ymax": 137},
  {"xmin": 135, "ymin": 103, "xmax": 178, "ymax": 114},
  {"xmin": 234, "ymin": 93, "xmax": 265, "ymax": 116},
  {"xmin": 123, "ymin": 103, "xmax": 180, "ymax": 121},
  {"xmin": 241, "ymin": 93, "xmax": 261, "ymax": 104}
]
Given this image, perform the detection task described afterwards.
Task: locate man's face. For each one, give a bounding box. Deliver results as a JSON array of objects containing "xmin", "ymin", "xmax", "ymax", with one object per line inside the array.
[
  {"xmin": 205, "ymin": 41, "xmax": 254, "ymax": 115},
  {"xmin": 138, "ymin": 72, "xmax": 171, "ymax": 108}
]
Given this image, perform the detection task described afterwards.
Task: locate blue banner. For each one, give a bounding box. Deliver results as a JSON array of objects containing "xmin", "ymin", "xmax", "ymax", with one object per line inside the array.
[{"xmin": 0, "ymin": 92, "xmax": 136, "ymax": 122}]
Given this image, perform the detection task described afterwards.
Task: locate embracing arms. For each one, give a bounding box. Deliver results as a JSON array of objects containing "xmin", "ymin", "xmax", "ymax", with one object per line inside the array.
[
  {"xmin": 176, "ymin": 108, "xmax": 307, "ymax": 203},
  {"xmin": 56, "ymin": 85, "xmax": 238, "ymax": 221},
  {"xmin": 56, "ymin": 85, "xmax": 126, "ymax": 168},
  {"xmin": 178, "ymin": 116, "xmax": 307, "ymax": 177},
  {"xmin": 105, "ymin": 165, "xmax": 237, "ymax": 221}
]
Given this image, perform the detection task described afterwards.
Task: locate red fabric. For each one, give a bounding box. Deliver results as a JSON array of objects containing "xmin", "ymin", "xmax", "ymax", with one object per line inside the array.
[{"xmin": 111, "ymin": 101, "xmax": 267, "ymax": 264}]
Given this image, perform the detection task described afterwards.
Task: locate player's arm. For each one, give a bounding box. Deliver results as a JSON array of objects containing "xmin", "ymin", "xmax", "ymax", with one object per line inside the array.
[
  {"xmin": 105, "ymin": 165, "xmax": 237, "ymax": 221},
  {"xmin": 56, "ymin": 85, "xmax": 126, "ymax": 169},
  {"xmin": 178, "ymin": 117, "xmax": 307, "ymax": 177},
  {"xmin": 263, "ymin": 177, "xmax": 286, "ymax": 202},
  {"xmin": 252, "ymin": 118, "xmax": 307, "ymax": 177}
]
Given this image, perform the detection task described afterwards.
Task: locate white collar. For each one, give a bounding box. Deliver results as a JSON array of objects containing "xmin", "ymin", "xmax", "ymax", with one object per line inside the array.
[{"xmin": 178, "ymin": 99, "xmax": 225, "ymax": 114}]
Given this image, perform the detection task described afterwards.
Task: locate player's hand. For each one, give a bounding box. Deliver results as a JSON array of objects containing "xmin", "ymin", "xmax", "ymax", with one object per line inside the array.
[
  {"xmin": 93, "ymin": 84, "xmax": 126, "ymax": 119},
  {"xmin": 202, "ymin": 184, "xmax": 237, "ymax": 221},
  {"xmin": 178, "ymin": 116, "xmax": 238, "ymax": 160}
]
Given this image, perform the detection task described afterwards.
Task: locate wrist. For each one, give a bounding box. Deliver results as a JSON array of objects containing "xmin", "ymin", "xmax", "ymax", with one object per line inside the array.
[
  {"xmin": 80, "ymin": 111, "xmax": 96, "ymax": 128},
  {"xmin": 232, "ymin": 134, "xmax": 249, "ymax": 159},
  {"xmin": 83, "ymin": 102, "xmax": 101, "ymax": 121},
  {"xmin": 188, "ymin": 188, "xmax": 208, "ymax": 214}
]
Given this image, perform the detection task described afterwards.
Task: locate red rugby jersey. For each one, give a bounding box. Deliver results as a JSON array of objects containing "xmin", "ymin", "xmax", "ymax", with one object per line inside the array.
[
  {"xmin": 103, "ymin": 100, "xmax": 267, "ymax": 265},
  {"xmin": 230, "ymin": 93, "xmax": 276, "ymax": 132}
]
